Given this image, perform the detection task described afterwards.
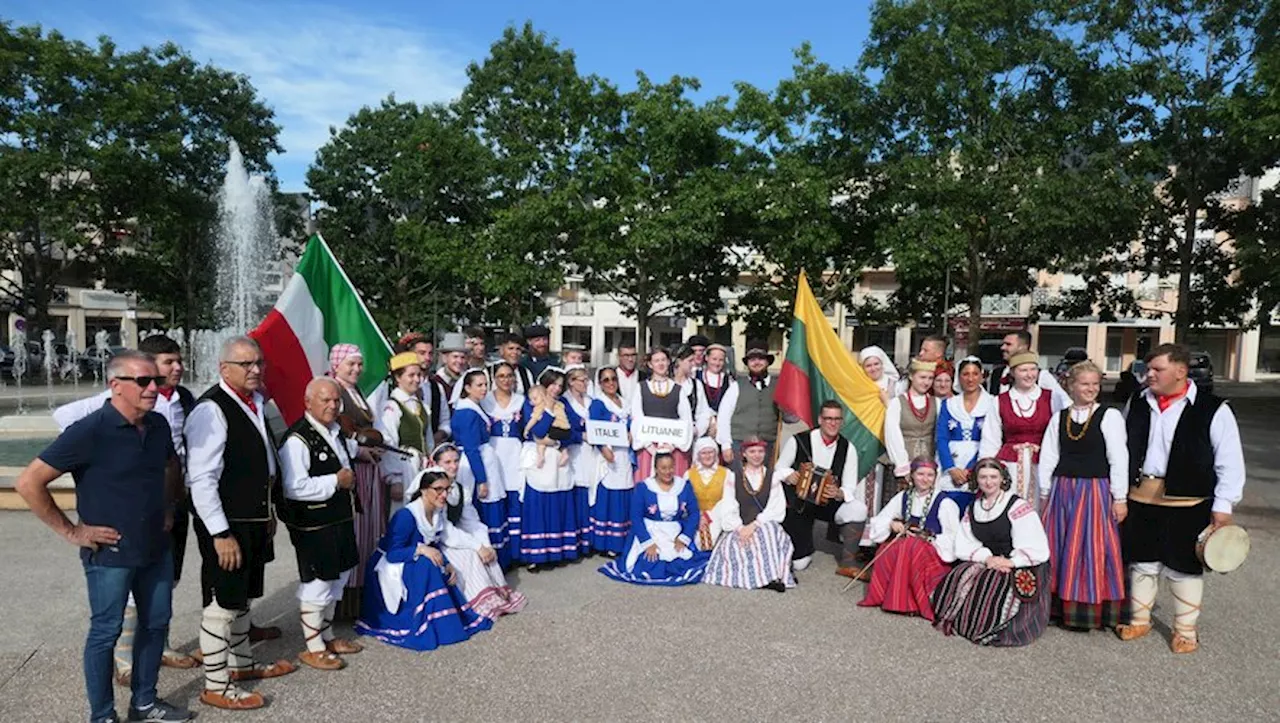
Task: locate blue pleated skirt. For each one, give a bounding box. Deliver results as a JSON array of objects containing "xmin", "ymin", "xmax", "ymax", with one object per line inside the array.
[
  {"xmin": 519, "ymin": 487, "xmax": 580, "ymax": 564},
  {"xmin": 589, "ymin": 488, "xmax": 632, "ymax": 555}
]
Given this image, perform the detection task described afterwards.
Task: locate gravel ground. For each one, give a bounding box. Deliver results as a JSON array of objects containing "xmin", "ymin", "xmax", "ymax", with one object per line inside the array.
[{"xmin": 1, "ymin": 393, "xmax": 1278, "ymax": 722}]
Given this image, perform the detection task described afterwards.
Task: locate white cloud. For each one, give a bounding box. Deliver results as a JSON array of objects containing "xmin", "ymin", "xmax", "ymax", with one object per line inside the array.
[{"xmin": 142, "ymin": 1, "xmax": 474, "ymax": 189}]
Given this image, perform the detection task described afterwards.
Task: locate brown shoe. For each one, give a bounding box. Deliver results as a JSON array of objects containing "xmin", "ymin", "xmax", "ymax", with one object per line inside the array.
[
  {"xmin": 327, "ymin": 638, "xmax": 363, "ymax": 655},
  {"xmin": 249, "ymin": 624, "xmax": 282, "ymax": 642},
  {"xmin": 114, "ymin": 668, "xmax": 131, "ymax": 687},
  {"xmin": 190, "ymin": 648, "xmax": 204, "ymax": 664},
  {"xmin": 199, "ymin": 688, "xmax": 267, "ymax": 710},
  {"xmin": 161, "ymin": 651, "xmax": 199, "ymax": 669},
  {"xmin": 835, "ymin": 566, "xmax": 866, "ymax": 580},
  {"xmin": 229, "ymin": 658, "xmax": 298, "ymax": 681},
  {"xmin": 1171, "ymin": 632, "xmax": 1199, "ymax": 654},
  {"xmin": 299, "ymin": 650, "xmax": 346, "ymax": 671},
  {"xmin": 1115, "ymin": 623, "xmax": 1152, "ymax": 641}
]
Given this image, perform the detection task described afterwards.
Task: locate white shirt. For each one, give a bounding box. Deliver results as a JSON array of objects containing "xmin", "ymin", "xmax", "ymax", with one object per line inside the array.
[
  {"xmin": 978, "ymin": 385, "xmax": 1068, "ymax": 460},
  {"xmin": 378, "ymin": 387, "xmax": 430, "ymax": 485},
  {"xmin": 678, "ymin": 377, "xmax": 712, "ymax": 438},
  {"xmin": 996, "ymin": 368, "xmax": 1069, "ymax": 402},
  {"xmin": 715, "ymin": 375, "xmax": 774, "ymax": 449},
  {"xmin": 720, "ymin": 465, "xmax": 786, "ymax": 529},
  {"xmin": 1037, "ymin": 404, "xmax": 1128, "ymax": 501},
  {"xmin": 865, "ymin": 488, "xmax": 962, "ymax": 562},
  {"xmin": 55, "ymin": 387, "xmax": 189, "ymax": 462},
  {"xmin": 883, "ymin": 390, "xmax": 939, "ymax": 477},
  {"xmin": 954, "ymin": 490, "xmax": 1050, "ymax": 567},
  {"xmin": 773, "ymin": 429, "xmax": 861, "ymax": 505},
  {"xmin": 616, "ymin": 367, "xmax": 641, "ymax": 409},
  {"xmin": 185, "ymin": 380, "xmax": 278, "ymax": 536},
  {"xmin": 1127, "ymin": 382, "xmax": 1245, "ymax": 515},
  {"xmin": 281, "ymin": 413, "xmax": 359, "ymax": 502}
]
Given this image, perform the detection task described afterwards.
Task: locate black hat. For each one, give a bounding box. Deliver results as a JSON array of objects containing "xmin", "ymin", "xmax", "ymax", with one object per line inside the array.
[
  {"xmin": 672, "ymin": 343, "xmax": 696, "ymax": 361},
  {"xmin": 687, "ymin": 334, "xmax": 712, "ymax": 348},
  {"xmin": 522, "ymin": 324, "xmax": 550, "ymax": 340},
  {"xmin": 742, "ymin": 340, "xmax": 775, "ymax": 366}
]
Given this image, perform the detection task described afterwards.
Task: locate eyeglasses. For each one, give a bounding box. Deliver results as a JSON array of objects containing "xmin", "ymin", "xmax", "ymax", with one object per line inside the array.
[
  {"xmin": 114, "ymin": 375, "xmax": 166, "ymax": 388},
  {"xmin": 599, "ymin": 376, "xmax": 618, "ymax": 383},
  {"xmin": 426, "ymin": 485, "xmax": 451, "ymax": 494},
  {"xmin": 619, "ymin": 352, "xmax": 637, "ymax": 358},
  {"xmin": 225, "ymin": 359, "xmax": 264, "ymax": 370},
  {"xmin": 820, "ymin": 416, "xmax": 843, "ymax": 422}
]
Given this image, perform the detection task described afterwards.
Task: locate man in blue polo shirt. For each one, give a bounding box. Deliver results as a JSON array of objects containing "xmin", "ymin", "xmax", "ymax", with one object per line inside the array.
[{"xmin": 16, "ymin": 350, "xmax": 190, "ymax": 723}]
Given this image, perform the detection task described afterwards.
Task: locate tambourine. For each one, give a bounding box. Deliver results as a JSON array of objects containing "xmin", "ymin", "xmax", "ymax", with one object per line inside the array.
[{"xmin": 1196, "ymin": 524, "xmax": 1250, "ymax": 574}]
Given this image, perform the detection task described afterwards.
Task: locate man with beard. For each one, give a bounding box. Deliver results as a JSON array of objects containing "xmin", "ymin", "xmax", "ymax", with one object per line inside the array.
[{"xmin": 716, "ymin": 342, "xmax": 781, "ymax": 465}]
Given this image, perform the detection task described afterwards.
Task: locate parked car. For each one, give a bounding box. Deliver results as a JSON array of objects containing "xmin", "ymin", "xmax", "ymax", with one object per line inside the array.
[
  {"xmin": 1053, "ymin": 347, "xmax": 1090, "ymax": 386},
  {"xmin": 1112, "ymin": 359, "xmax": 1147, "ymax": 405},
  {"xmin": 1189, "ymin": 351, "xmax": 1214, "ymax": 396}
]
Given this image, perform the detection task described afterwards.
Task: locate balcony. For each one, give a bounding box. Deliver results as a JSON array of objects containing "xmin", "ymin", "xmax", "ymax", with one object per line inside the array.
[
  {"xmin": 981, "ymin": 294, "xmax": 1022, "ymax": 316},
  {"xmin": 560, "ymin": 299, "xmax": 596, "ymax": 317}
]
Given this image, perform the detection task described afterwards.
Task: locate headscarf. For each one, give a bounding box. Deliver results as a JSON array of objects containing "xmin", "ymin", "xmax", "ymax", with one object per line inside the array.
[
  {"xmin": 328, "ymin": 343, "xmax": 363, "ymax": 377},
  {"xmin": 692, "ymin": 437, "xmax": 720, "ymax": 473},
  {"xmin": 858, "ymin": 346, "xmax": 900, "ymax": 392}
]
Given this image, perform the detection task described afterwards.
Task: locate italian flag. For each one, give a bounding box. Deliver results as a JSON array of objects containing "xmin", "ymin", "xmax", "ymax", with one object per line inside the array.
[
  {"xmin": 250, "ymin": 234, "xmax": 392, "ymax": 425},
  {"xmin": 775, "ymin": 271, "xmax": 885, "ymax": 477}
]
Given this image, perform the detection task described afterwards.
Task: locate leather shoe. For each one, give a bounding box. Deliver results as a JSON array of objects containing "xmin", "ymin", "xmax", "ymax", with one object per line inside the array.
[
  {"xmin": 161, "ymin": 651, "xmax": 199, "ymax": 669},
  {"xmin": 229, "ymin": 658, "xmax": 297, "ymax": 681},
  {"xmin": 299, "ymin": 650, "xmax": 345, "ymax": 671},
  {"xmin": 1171, "ymin": 632, "xmax": 1199, "ymax": 654},
  {"xmin": 114, "ymin": 668, "xmax": 131, "ymax": 687},
  {"xmin": 1115, "ymin": 623, "xmax": 1152, "ymax": 641},
  {"xmin": 249, "ymin": 624, "xmax": 282, "ymax": 642},
  {"xmin": 835, "ymin": 566, "xmax": 865, "ymax": 580},
  {"xmin": 199, "ymin": 689, "xmax": 266, "ymax": 710},
  {"xmin": 327, "ymin": 638, "xmax": 363, "ymax": 655}
]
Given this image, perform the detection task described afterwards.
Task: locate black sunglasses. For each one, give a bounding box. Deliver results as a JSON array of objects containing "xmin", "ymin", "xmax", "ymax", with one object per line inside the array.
[{"xmin": 115, "ymin": 375, "xmax": 166, "ymax": 388}]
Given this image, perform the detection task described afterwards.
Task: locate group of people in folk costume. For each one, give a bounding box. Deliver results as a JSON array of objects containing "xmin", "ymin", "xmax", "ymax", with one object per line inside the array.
[
  {"xmin": 18, "ymin": 321, "xmax": 1249, "ymax": 720},
  {"xmin": 850, "ymin": 334, "xmax": 1245, "ymax": 651}
]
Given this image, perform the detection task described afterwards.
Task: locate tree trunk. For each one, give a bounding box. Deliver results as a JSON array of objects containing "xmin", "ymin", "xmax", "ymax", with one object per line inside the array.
[
  {"xmin": 636, "ymin": 298, "xmax": 651, "ymax": 353},
  {"xmin": 1174, "ymin": 191, "xmax": 1200, "ymax": 344},
  {"xmin": 966, "ymin": 242, "xmax": 984, "ymax": 356}
]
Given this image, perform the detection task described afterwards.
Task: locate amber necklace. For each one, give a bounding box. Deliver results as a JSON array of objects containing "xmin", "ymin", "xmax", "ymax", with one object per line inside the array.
[
  {"xmin": 649, "ymin": 377, "xmax": 673, "ymax": 398},
  {"xmin": 1065, "ymin": 404, "xmax": 1096, "ymax": 442},
  {"xmin": 907, "ymin": 390, "xmax": 931, "ymax": 422}
]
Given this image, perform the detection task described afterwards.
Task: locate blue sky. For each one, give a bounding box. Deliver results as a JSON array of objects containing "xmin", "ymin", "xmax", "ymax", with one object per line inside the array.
[{"xmin": 5, "ymin": 0, "xmax": 874, "ymax": 191}]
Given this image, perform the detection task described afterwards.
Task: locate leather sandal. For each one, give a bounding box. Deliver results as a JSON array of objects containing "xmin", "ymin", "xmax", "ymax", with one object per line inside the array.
[
  {"xmin": 199, "ymin": 688, "xmax": 266, "ymax": 710},
  {"xmin": 161, "ymin": 651, "xmax": 200, "ymax": 669},
  {"xmin": 1115, "ymin": 623, "xmax": 1152, "ymax": 641},
  {"xmin": 189, "ymin": 648, "xmax": 204, "ymax": 664},
  {"xmin": 229, "ymin": 658, "xmax": 298, "ymax": 681},
  {"xmin": 835, "ymin": 566, "xmax": 865, "ymax": 580},
  {"xmin": 1171, "ymin": 631, "xmax": 1199, "ymax": 653},
  {"xmin": 299, "ymin": 650, "xmax": 345, "ymax": 671},
  {"xmin": 114, "ymin": 668, "xmax": 131, "ymax": 687},
  {"xmin": 327, "ymin": 638, "xmax": 363, "ymax": 655}
]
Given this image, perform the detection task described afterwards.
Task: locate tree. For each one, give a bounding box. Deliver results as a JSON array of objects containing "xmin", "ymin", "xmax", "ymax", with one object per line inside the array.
[
  {"xmin": 308, "ymin": 99, "xmax": 493, "ymax": 333},
  {"xmin": 731, "ymin": 45, "xmax": 887, "ymax": 337},
  {"xmin": 456, "ymin": 23, "xmax": 598, "ymax": 326},
  {"xmin": 558, "ymin": 74, "xmax": 744, "ymax": 348},
  {"xmin": 1069, "ymin": 0, "xmax": 1279, "ymax": 341},
  {"xmin": 861, "ymin": 0, "xmax": 1142, "ymax": 353}
]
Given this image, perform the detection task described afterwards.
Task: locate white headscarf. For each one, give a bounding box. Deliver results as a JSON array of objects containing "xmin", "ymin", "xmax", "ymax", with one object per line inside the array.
[
  {"xmin": 692, "ymin": 437, "xmax": 720, "ymax": 473},
  {"xmin": 858, "ymin": 346, "xmax": 900, "ymax": 392}
]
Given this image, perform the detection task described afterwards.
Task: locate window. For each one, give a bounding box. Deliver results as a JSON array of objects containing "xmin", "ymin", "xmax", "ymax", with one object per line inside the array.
[{"xmin": 1105, "ymin": 328, "xmax": 1123, "ymax": 373}]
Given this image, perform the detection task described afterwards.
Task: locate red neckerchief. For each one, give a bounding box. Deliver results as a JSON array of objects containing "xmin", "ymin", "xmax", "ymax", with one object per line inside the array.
[
  {"xmin": 157, "ymin": 387, "xmax": 175, "ymax": 401},
  {"xmin": 620, "ymin": 367, "xmax": 636, "ymax": 377},
  {"xmin": 232, "ymin": 387, "xmax": 258, "ymax": 415},
  {"xmin": 750, "ymin": 373, "xmax": 768, "ymax": 390},
  {"xmin": 821, "ymin": 433, "xmax": 839, "ymax": 447},
  {"xmin": 1156, "ymin": 382, "xmax": 1190, "ymax": 413}
]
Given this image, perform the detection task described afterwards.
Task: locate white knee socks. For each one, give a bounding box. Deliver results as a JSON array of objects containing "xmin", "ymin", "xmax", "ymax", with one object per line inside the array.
[
  {"xmin": 1169, "ymin": 577, "xmax": 1205, "ymax": 641},
  {"xmin": 300, "ymin": 602, "xmax": 328, "ymax": 653},
  {"xmin": 228, "ymin": 608, "xmax": 252, "ymax": 674},
  {"xmin": 322, "ymin": 602, "xmax": 337, "ymax": 644},
  {"xmin": 1128, "ymin": 568, "xmax": 1159, "ymax": 627},
  {"xmin": 200, "ymin": 604, "xmax": 237, "ymax": 692}
]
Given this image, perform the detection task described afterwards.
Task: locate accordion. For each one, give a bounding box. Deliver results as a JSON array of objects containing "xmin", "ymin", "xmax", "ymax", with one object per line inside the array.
[{"xmin": 795, "ymin": 462, "xmax": 840, "ymax": 506}]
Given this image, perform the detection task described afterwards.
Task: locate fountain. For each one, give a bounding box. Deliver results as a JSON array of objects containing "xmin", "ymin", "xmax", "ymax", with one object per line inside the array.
[
  {"xmin": 66, "ymin": 329, "xmax": 81, "ymax": 392},
  {"xmin": 93, "ymin": 329, "xmax": 109, "ymax": 386},
  {"xmin": 216, "ymin": 140, "xmax": 280, "ymax": 334},
  {"xmin": 11, "ymin": 329, "xmax": 27, "ymax": 415},
  {"xmin": 42, "ymin": 329, "xmax": 55, "ymax": 410}
]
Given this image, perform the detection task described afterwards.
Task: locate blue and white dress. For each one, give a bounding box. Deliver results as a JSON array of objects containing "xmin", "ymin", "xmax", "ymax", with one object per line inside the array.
[
  {"xmin": 519, "ymin": 396, "xmax": 583, "ymax": 564},
  {"xmin": 599, "ymin": 477, "xmax": 710, "ymax": 586},
  {"xmin": 588, "ymin": 394, "xmax": 634, "ymax": 555},
  {"xmin": 356, "ymin": 502, "xmax": 492, "ymax": 651},
  {"xmin": 453, "ymin": 398, "xmax": 511, "ymax": 568},
  {"xmin": 936, "ymin": 391, "xmax": 993, "ymax": 498},
  {"xmin": 483, "ymin": 392, "xmax": 526, "ymax": 563},
  {"xmin": 564, "ymin": 392, "xmax": 596, "ymax": 556}
]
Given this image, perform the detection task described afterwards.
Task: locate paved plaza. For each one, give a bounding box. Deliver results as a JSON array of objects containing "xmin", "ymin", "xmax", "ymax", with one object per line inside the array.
[{"xmin": 1, "ymin": 389, "xmax": 1278, "ymax": 721}]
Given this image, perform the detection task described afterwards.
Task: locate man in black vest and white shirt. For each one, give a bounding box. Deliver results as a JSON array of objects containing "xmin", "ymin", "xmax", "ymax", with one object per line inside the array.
[
  {"xmin": 774, "ymin": 401, "xmax": 866, "ymax": 572},
  {"xmin": 1117, "ymin": 343, "xmax": 1245, "ymax": 654},
  {"xmin": 716, "ymin": 343, "xmax": 781, "ymax": 465},
  {"xmin": 186, "ymin": 337, "xmax": 296, "ymax": 710},
  {"xmin": 279, "ymin": 377, "xmax": 364, "ymax": 671}
]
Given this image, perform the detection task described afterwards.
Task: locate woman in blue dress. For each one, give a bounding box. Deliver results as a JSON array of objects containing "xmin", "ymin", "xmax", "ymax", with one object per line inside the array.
[
  {"xmin": 453, "ymin": 370, "xmax": 512, "ymax": 568},
  {"xmin": 520, "ymin": 368, "xmax": 585, "ymax": 571},
  {"xmin": 935, "ymin": 357, "xmax": 991, "ymax": 507},
  {"xmin": 356, "ymin": 470, "xmax": 492, "ymax": 651},
  {"xmin": 599, "ymin": 453, "xmax": 710, "ymax": 586},
  {"xmin": 589, "ymin": 367, "xmax": 634, "ymax": 557}
]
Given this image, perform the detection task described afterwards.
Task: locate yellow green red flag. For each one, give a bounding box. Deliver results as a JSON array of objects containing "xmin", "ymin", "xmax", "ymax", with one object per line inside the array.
[{"xmin": 775, "ymin": 271, "xmax": 885, "ymax": 476}]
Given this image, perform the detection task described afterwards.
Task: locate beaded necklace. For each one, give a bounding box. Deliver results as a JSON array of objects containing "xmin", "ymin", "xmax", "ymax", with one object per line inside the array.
[
  {"xmin": 907, "ymin": 390, "xmax": 931, "ymax": 422},
  {"xmin": 1065, "ymin": 404, "xmax": 1097, "ymax": 442}
]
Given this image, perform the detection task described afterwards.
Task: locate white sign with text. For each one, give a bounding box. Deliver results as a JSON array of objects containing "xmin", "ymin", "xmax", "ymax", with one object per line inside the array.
[
  {"xmin": 634, "ymin": 419, "xmax": 687, "ymax": 448},
  {"xmin": 586, "ymin": 420, "xmax": 629, "ymax": 447}
]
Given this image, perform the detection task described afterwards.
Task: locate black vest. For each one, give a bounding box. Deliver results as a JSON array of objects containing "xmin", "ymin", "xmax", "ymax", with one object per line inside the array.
[
  {"xmin": 1053, "ymin": 407, "xmax": 1110, "ymax": 479},
  {"xmin": 736, "ymin": 466, "xmax": 773, "ymax": 525},
  {"xmin": 794, "ymin": 431, "xmax": 851, "ymax": 481},
  {"xmin": 197, "ymin": 385, "xmax": 276, "ymax": 522},
  {"xmin": 175, "ymin": 385, "xmax": 196, "ymax": 415},
  {"xmin": 1126, "ymin": 391, "xmax": 1224, "ymax": 498},
  {"xmin": 970, "ymin": 494, "xmax": 1019, "ymax": 558},
  {"xmin": 280, "ymin": 418, "xmax": 356, "ymax": 530}
]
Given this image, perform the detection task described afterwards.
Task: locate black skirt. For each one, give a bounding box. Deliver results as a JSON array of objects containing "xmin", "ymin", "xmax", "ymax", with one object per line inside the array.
[
  {"xmin": 287, "ymin": 521, "xmax": 359, "ymax": 583},
  {"xmin": 193, "ymin": 516, "xmax": 275, "ymax": 609},
  {"xmin": 1121, "ymin": 499, "xmax": 1212, "ymax": 575}
]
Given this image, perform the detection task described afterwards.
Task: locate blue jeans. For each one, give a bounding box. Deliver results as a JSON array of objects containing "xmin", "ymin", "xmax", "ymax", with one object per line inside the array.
[{"xmin": 83, "ymin": 551, "xmax": 174, "ymax": 720}]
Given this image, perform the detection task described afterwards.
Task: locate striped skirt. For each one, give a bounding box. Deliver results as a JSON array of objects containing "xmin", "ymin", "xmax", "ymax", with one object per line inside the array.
[
  {"xmin": 518, "ymin": 487, "xmax": 580, "ymax": 564},
  {"xmin": 702, "ymin": 521, "xmax": 797, "ymax": 590},
  {"xmin": 476, "ymin": 497, "xmax": 513, "ymax": 570},
  {"xmin": 589, "ymin": 487, "xmax": 633, "ymax": 555},
  {"xmin": 506, "ymin": 494, "xmax": 522, "ymax": 563},
  {"xmin": 573, "ymin": 486, "xmax": 593, "ymax": 555},
  {"xmin": 931, "ymin": 561, "xmax": 1050, "ymax": 647},
  {"xmin": 347, "ymin": 460, "xmax": 388, "ymax": 589},
  {"xmin": 1043, "ymin": 476, "xmax": 1125, "ymax": 630},
  {"xmin": 858, "ymin": 536, "xmax": 951, "ymax": 620}
]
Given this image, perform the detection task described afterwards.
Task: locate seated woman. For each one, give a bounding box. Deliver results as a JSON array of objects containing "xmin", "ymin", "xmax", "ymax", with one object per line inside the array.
[
  {"xmin": 687, "ymin": 437, "xmax": 732, "ymax": 552},
  {"xmin": 431, "ymin": 445, "xmax": 526, "ymax": 621},
  {"xmin": 858, "ymin": 458, "xmax": 961, "ymax": 620},
  {"xmin": 599, "ymin": 453, "xmax": 710, "ymax": 586},
  {"xmin": 356, "ymin": 470, "xmax": 492, "ymax": 651},
  {"xmin": 702, "ymin": 437, "xmax": 796, "ymax": 592},
  {"xmin": 931, "ymin": 458, "xmax": 1051, "ymax": 647}
]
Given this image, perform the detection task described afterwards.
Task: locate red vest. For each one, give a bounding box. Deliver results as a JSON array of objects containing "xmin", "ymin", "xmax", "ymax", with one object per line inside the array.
[{"xmin": 996, "ymin": 391, "xmax": 1052, "ymax": 463}]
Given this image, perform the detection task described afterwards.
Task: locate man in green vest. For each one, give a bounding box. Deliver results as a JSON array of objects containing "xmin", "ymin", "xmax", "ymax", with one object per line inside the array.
[{"xmin": 716, "ymin": 342, "xmax": 781, "ymax": 465}]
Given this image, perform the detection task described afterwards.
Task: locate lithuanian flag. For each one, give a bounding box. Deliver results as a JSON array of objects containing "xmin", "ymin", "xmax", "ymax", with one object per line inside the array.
[{"xmin": 775, "ymin": 271, "xmax": 885, "ymax": 477}]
